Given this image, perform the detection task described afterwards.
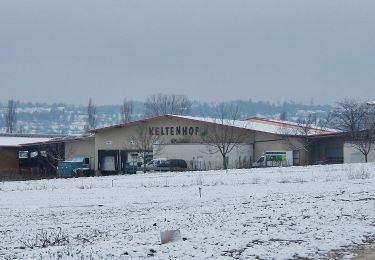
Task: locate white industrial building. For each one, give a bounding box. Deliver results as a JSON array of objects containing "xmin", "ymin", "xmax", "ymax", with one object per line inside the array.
[{"xmin": 88, "ymin": 114, "xmax": 341, "ymax": 175}]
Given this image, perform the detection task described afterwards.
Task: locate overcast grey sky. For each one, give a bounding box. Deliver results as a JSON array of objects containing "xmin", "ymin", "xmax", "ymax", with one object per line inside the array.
[{"xmin": 0, "ymin": 1, "xmax": 374, "ymax": 105}]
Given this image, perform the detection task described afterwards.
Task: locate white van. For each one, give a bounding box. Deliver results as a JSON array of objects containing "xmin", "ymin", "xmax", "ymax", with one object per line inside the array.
[{"xmin": 253, "ymin": 151, "xmax": 293, "ymax": 167}]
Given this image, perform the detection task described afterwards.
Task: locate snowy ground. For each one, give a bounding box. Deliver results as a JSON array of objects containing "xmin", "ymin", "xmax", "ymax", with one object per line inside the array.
[{"xmin": 1, "ymin": 164, "xmax": 375, "ymax": 259}]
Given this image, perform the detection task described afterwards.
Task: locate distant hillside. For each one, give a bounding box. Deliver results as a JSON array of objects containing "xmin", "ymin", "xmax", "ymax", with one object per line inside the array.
[{"xmin": 0, "ymin": 100, "xmax": 332, "ymax": 135}]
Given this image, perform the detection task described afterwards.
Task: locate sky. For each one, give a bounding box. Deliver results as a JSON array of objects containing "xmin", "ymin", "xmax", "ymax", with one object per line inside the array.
[{"xmin": 0, "ymin": 0, "xmax": 374, "ymax": 105}]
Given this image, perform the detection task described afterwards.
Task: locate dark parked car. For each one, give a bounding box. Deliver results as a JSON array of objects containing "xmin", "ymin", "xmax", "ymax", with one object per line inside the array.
[
  {"xmin": 158, "ymin": 159, "xmax": 188, "ymax": 172},
  {"xmin": 165, "ymin": 159, "xmax": 187, "ymax": 171},
  {"xmin": 140, "ymin": 159, "xmax": 188, "ymax": 172}
]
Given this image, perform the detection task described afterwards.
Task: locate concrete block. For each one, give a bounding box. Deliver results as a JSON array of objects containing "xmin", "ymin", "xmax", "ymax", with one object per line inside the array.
[{"xmin": 160, "ymin": 230, "xmax": 181, "ymax": 244}]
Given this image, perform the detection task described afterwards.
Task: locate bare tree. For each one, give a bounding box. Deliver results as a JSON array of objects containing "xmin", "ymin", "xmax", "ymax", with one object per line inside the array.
[
  {"xmin": 350, "ymin": 129, "xmax": 375, "ymax": 163},
  {"xmin": 60, "ymin": 107, "xmax": 69, "ymax": 134},
  {"xmin": 348, "ymin": 108, "xmax": 375, "ymax": 163},
  {"xmin": 128, "ymin": 122, "xmax": 164, "ymax": 173},
  {"xmin": 37, "ymin": 142, "xmax": 65, "ymax": 170},
  {"xmin": 84, "ymin": 98, "xmax": 97, "ymax": 131},
  {"xmin": 121, "ymin": 99, "xmax": 133, "ymax": 123},
  {"xmin": 279, "ymin": 111, "xmax": 287, "ymax": 121},
  {"xmin": 202, "ymin": 104, "xmax": 249, "ymax": 170},
  {"xmin": 295, "ymin": 114, "xmax": 317, "ymax": 151},
  {"xmin": 144, "ymin": 93, "xmax": 191, "ymax": 117},
  {"xmin": 318, "ymin": 111, "xmax": 335, "ymax": 130},
  {"xmin": 18, "ymin": 125, "xmax": 25, "ymax": 134},
  {"xmin": 5, "ymin": 99, "xmax": 17, "ymax": 133},
  {"xmin": 332, "ymin": 99, "xmax": 368, "ymax": 138},
  {"xmin": 278, "ymin": 113, "xmax": 319, "ymax": 164},
  {"xmin": 333, "ymin": 100, "xmax": 374, "ymax": 162}
]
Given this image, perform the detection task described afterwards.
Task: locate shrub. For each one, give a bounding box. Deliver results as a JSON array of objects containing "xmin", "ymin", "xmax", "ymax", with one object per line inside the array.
[
  {"xmin": 347, "ymin": 166, "xmax": 371, "ymax": 180},
  {"xmin": 20, "ymin": 228, "xmax": 69, "ymax": 249}
]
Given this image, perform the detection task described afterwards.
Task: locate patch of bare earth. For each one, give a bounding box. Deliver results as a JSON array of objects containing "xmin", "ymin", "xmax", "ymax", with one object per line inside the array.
[
  {"xmin": 323, "ymin": 236, "xmax": 375, "ymax": 259},
  {"xmin": 353, "ymin": 247, "xmax": 375, "ymax": 260}
]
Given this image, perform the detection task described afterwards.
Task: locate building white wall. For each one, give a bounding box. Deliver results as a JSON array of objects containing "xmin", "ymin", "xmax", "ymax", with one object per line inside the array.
[
  {"xmin": 65, "ymin": 139, "xmax": 95, "ymax": 169},
  {"xmin": 344, "ymin": 142, "xmax": 375, "ymax": 163},
  {"xmin": 94, "ymin": 116, "xmax": 255, "ymax": 170},
  {"xmin": 253, "ymin": 132, "xmax": 309, "ymax": 165},
  {"xmin": 155, "ymin": 143, "xmax": 253, "ymax": 170},
  {"xmin": 92, "ymin": 116, "xmax": 315, "ymax": 172}
]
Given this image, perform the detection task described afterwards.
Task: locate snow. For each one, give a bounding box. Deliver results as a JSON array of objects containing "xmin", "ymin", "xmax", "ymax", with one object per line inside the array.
[
  {"xmin": 1, "ymin": 163, "xmax": 374, "ymax": 259},
  {"xmin": 0, "ymin": 136, "xmax": 53, "ymax": 147},
  {"xmin": 92, "ymin": 114, "xmax": 338, "ymax": 136},
  {"xmin": 245, "ymin": 117, "xmax": 338, "ymax": 134},
  {"xmin": 172, "ymin": 115, "xmax": 336, "ymax": 136}
]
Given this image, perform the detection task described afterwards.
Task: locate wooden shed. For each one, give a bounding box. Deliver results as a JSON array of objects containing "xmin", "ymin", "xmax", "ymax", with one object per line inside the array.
[{"xmin": 0, "ymin": 134, "xmax": 55, "ymax": 181}]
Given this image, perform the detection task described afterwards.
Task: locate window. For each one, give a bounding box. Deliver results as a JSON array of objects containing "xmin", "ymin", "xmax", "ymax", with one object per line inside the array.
[
  {"xmin": 30, "ymin": 151, "xmax": 38, "ymax": 158},
  {"xmin": 19, "ymin": 151, "xmax": 28, "ymax": 159}
]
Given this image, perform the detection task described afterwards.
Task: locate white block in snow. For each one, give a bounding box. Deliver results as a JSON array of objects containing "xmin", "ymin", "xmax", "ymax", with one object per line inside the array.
[{"xmin": 160, "ymin": 230, "xmax": 181, "ymax": 244}]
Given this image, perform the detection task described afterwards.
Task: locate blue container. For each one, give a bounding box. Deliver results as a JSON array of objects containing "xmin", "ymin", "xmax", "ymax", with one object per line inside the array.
[{"xmin": 57, "ymin": 161, "xmax": 84, "ymax": 178}]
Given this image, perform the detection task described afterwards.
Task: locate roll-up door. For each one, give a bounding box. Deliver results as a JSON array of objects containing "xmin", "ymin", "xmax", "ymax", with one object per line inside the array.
[{"xmin": 98, "ymin": 150, "xmax": 119, "ymax": 175}]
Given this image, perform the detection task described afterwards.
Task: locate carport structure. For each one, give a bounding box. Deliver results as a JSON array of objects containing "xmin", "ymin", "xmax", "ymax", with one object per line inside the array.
[{"xmin": 0, "ymin": 134, "xmax": 57, "ymax": 181}]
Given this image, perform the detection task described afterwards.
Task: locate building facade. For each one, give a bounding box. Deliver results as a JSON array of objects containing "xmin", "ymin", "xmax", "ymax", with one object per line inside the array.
[
  {"xmin": 344, "ymin": 142, "xmax": 375, "ymax": 163},
  {"xmin": 90, "ymin": 115, "xmax": 338, "ymax": 174}
]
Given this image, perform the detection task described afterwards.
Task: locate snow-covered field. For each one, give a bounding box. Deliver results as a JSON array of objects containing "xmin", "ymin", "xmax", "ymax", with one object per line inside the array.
[{"xmin": 1, "ymin": 164, "xmax": 375, "ymax": 259}]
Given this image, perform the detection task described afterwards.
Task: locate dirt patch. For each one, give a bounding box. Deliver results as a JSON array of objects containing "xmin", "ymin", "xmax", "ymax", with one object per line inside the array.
[
  {"xmin": 323, "ymin": 238, "xmax": 375, "ymax": 259},
  {"xmin": 353, "ymin": 247, "xmax": 375, "ymax": 260}
]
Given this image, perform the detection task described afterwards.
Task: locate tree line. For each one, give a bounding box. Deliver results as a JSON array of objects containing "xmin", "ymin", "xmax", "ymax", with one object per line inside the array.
[
  {"xmin": 0, "ymin": 97, "xmax": 332, "ymax": 134},
  {"xmin": 83, "ymin": 93, "xmax": 192, "ymax": 130}
]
